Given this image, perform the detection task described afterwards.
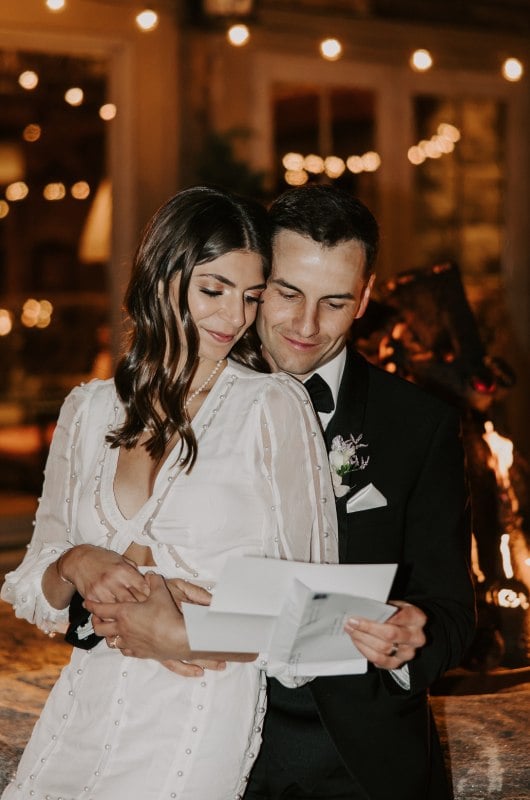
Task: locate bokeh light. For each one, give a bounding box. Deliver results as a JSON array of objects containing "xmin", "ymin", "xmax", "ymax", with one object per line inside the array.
[
  {"xmin": 65, "ymin": 87, "xmax": 84, "ymax": 106},
  {"xmin": 5, "ymin": 182, "xmax": 29, "ymax": 201},
  {"xmin": 135, "ymin": 10, "xmax": 159, "ymax": 31},
  {"xmin": 227, "ymin": 24, "xmax": 250, "ymax": 47},
  {"xmin": 23, "ymin": 123, "xmax": 42, "ymax": 142},
  {"xmin": 410, "ymin": 49, "xmax": 433, "ymax": 72},
  {"xmin": 99, "ymin": 103, "xmax": 117, "ymax": 121},
  {"xmin": 43, "ymin": 182, "xmax": 66, "ymax": 201},
  {"xmin": 0, "ymin": 309, "xmax": 13, "ymax": 336},
  {"xmin": 320, "ymin": 39, "xmax": 342, "ymax": 61},
  {"xmin": 502, "ymin": 57, "xmax": 524, "ymax": 82},
  {"xmin": 18, "ymin": 71, "xmax": 39, "ymax": 90}
]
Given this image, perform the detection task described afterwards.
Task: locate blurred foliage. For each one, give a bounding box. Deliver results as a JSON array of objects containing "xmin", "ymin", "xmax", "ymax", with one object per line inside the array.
[{"xmin": 195, "ymin": 128, "xmax": 269, "ymax": 200}]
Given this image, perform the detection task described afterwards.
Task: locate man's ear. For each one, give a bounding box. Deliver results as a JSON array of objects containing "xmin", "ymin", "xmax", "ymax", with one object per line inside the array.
[{"xmin": 354, "ymin": 273, "xmax": 376, "ymax": 321}]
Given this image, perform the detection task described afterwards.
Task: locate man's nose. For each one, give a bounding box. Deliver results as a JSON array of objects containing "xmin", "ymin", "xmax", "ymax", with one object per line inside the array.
[{"xmin": 294, "ymin": 304, "xmax": 319, "ymax": 338}]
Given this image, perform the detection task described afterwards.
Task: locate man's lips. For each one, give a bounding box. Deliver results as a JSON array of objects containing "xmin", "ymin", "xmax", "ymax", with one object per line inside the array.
[{"xmin": 281, "ymin": 333, "xmax": 320, "ymax": 351}]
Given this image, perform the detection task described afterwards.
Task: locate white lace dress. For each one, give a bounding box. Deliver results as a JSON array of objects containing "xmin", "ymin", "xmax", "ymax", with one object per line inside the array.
[{"xmin": 1, "ymin": 359, "xmax": 337, "ymax": 800}]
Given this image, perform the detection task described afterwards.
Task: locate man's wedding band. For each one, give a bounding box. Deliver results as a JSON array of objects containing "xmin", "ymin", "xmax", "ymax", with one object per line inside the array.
[
  {"xmin": 389, "ymin": 643, "xmax": 399, "ymax": 658},
  {"xmin": 109, "ymin": 634, "xmax": 120, "ymax": 649}
]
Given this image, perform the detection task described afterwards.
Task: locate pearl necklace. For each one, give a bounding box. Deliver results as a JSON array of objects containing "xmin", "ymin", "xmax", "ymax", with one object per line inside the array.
[
  {"xmin": 185, "ymin": 358, "xmax": 224, "ymax": 407},
  {"xmin": 143, "ymin": 359, "xmax": 225, "ymax": 433}
]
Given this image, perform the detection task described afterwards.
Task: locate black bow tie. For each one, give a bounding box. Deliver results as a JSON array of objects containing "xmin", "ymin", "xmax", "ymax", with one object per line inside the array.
[{"xmin": 304, "ymin": 373, "xmax": 335, "ymax": 414}]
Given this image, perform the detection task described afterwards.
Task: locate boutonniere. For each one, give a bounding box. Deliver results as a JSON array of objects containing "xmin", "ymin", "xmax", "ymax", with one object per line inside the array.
[{"xmin": 329, "ymin": 434, "xmax": 370, "ymax": 497}]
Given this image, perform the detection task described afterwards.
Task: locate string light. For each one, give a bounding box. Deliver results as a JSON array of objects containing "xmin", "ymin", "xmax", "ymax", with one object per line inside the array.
[
  {"xmin": 5, "ymin": 182, "xmax": 29, "ymax": 201},
  {"xmin": 135, "ymin": 9, "xmax": 159, "ymax": 32},
  {"xmin": 227, "ymin": 24, "xmax": 250, "ymax": 47},
  {"xmin": 23, "ymin": 124, "xmax": 42, "ymax": 142},
  {"xmin": 45, "ymin": 0, "xmax": 66, "ymax": 10},
  {"xmin": 320, "ymin": 38, "xmax": 342, "ymax": 61},
  {"xmin": 43, "ymin": 182, "xmax": 66, "ymax": 201},
  {"xmin": 502, "ymin": 57, "xmax": 523, "ymax": 82},
  {"xmin": 410, "ymin": 49, "xmax": 433, "ymax": 72},
  {"xmin": 65, "ymin": 87, "xmax": 84, "ymax": 106},
  {"xmin": 18, "ymin": 71, "xmax": 39, "ymax": 90},
  {"xmin": 0, "ymin": 309, "xmax": 13, "ymax": 336},
  {"xmin": 99, "ymin": 103, "xmax": 117, "ymax": 121}
]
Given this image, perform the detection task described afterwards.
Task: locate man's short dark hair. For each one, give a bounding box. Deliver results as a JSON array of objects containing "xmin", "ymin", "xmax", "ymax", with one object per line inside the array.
[{"xmin": 269, "ymin": 184, "xmax": 379, "ymax": 275}]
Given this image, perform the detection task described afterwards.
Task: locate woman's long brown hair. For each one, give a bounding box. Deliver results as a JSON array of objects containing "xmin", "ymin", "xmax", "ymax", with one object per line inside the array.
[{"xmin": 107, "ymin": 185, "xmax": 271, "ymax": 471}]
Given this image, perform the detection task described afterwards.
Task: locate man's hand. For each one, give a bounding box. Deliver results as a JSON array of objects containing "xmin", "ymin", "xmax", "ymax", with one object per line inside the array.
[
  {"xmin": 84, "ymin": 574, "xmax": 257, "ymax": 676},
  {"xmin": 343, "ymin": 600, "xmax": 427, "ymax": 669}
]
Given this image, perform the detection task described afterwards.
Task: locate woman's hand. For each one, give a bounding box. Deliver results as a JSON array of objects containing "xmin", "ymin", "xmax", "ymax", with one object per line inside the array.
[{"xmin": 57, "ymin": 544, "xmax": 150, "ymax": 603}]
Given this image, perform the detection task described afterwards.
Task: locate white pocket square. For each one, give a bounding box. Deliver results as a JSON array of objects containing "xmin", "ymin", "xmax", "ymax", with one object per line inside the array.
[{"xmin": 346, "ymin": 482, "xmax": 387, "ymax": 513}]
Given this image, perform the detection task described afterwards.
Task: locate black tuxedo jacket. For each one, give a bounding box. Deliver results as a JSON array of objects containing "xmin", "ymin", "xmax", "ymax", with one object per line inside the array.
[{"xmin": 270, "ymin": 349, "xmax": 475, "ymax": 800}]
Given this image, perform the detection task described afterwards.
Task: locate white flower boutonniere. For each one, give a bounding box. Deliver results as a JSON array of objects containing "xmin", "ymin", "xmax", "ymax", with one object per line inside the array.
[{"xmin": 329, "ymin": 434, "xmax": 370, "ymax": 497}]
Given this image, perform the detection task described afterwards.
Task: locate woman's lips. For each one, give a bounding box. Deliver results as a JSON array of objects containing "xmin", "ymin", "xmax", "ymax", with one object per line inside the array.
[{"xmin": 205, "ymin": 329, "xmax": 235, "ymax": 344}]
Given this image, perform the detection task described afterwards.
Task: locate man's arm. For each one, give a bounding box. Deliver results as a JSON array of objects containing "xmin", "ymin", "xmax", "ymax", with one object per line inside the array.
[
  {"xmin": 84, "ymin": 573, "xmax": 256, "ymax": 676},
  {"xmin": 343, "ymin": 405, "xmax": 475, "ymax": 686}
]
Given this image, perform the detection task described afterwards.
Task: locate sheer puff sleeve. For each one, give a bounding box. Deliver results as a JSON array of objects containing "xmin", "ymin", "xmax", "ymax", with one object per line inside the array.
[
  {"xmin": 256, "ymin": 372, "xmax": 338, "ymax": 683},
  {"xmin": 258, "ymin": 373, "xmax": 337, "ymax": 564},
  {"xmin": 0, "ymin": 382, "xmax": 101, "ymax": 634}
]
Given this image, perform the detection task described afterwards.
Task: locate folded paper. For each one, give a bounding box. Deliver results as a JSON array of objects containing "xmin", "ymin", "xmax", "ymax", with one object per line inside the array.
[{"xmin": 182, "ymin": 557, "xmax": 397, "ymax": 676}]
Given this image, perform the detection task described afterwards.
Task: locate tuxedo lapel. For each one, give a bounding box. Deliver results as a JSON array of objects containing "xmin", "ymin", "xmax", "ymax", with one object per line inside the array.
[
  {"xmin": 324, "ymin": 349, "xmax": 369, "ymax": 449},
  {"xmin": 324, "ymin": 349, "xmax": 371, "ymax": 561}
]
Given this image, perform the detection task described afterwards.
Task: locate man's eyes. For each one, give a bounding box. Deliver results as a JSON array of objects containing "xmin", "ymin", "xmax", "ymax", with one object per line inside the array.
[{"xmin": 279, "ymin": 290, "xmax": 344, "ymax": 310}]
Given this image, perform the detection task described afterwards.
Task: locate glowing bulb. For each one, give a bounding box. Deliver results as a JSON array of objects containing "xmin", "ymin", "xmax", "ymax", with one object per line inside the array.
[
  {"xmin": 71, "ymin": 181, "xmax": 91, "ymax": 200},
  {"xmin": 320, "ymin": 38, "xmax": 342, "ymax": 61},
  {"xmin": 0, "ymin": 309, "xmax": 12, "ymax": 336},
  {"xmin": 282, "ymin": 152, "xmax": 304, "ymax": 171},
  {"xmin": 135, "ymin": 9, "xmax": 159, "ymax": 32},
  {"xmin": 437, "ymin": 123, "xmax": 460, "ymax": 142},
  {"xmin": 324, "ymin": 156, "xmax": 345, "ymax": 178},
  {"xmin": 65, "ymin": 87, "xmax": 84, "ymax": 106},
  {"xmin": 43, "ymin": 183, "xmax": 66, "ymax": 201},
  {"xmin": 18, "ymin": 71, "xmax": 39, "ymax": 90},
  {"xmin": 0, "ymin": 200, "xmax": 9, "ymax": 219},
  {"xmin": 5, "ymin": 182, "xmax": 29, "ymax": 201},
  {"xmin": 99, "ymin": 103, "xmax": 117, "ymax": 121},
  {"xmin": 410, "ymin": 49, "xmax": 433, "ymax": 72},
  {"xmin": 285, "ymin": 170, "xmax": 308, "ymax": 186},
  {"xmin": 361, "ymin": 151, "xmax": 381, "ymax": 172},
  {"xmin": 23, "ymin": 123, "xmax": 41, "ymax": 142},
  {"xmin": 304, "ymin": 154, "xmax": 325, "ymax": 174},
  {"xmin": 227, "ymin": 24, "xmax": 250, "ymax": 47},
  {"xmin": 46, "ymin": 0, "xmax": 66, "ymax": 9},
  {"xmin": 407, "ymin": 146, "xmax": 425, "ymax": 165},
  {"xmin": 502, "ymin": 57, "xmax": 523, "ymax": 82},
  {"xmin": 346, "ymin": 155, "xmax": 364, "ymax": 173}
]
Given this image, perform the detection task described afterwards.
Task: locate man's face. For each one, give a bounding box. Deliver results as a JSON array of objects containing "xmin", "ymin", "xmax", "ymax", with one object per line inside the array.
[{"xmin": 257, "ymin": 230, "xmax": 374, "ymax": 380}]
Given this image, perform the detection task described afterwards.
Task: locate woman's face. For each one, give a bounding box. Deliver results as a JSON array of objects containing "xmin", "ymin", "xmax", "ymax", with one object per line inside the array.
[{"xmin": 169, "ymin": 250, "xmax": 266, "ymax": 362}]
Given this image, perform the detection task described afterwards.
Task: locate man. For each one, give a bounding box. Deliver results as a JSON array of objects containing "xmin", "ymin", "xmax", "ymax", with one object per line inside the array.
[
  {"xmin": 87, "ymin": 185, "xmax": 475, "ymax": 799},
  {"xmin": 243, "ymin": 185, "xmax": 475, "ymax": 800}
]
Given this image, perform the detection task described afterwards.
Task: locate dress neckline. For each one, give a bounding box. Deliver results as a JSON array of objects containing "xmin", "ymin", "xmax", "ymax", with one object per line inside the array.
[{"xmin": 97, "ymin": 362, "xmax": 237, "ymax": 534}]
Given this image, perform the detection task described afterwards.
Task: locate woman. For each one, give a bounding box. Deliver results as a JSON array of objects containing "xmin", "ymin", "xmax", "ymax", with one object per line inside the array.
[{"xmin": 1, "ymin": 186, "xmax": 337, "ymax": 800}]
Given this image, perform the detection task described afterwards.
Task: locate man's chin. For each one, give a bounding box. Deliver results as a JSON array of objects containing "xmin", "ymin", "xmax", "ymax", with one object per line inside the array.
[{"xmin": 268, "ymin": 352, "xmax": 320, "ymax": 380}]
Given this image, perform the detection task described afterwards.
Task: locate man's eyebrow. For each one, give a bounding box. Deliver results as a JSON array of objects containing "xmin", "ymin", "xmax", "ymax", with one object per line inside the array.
[
  {"xmin": 271, "ymin": 277, "xmax": 354, "ymax": 301},
  {"xmin": 195, "ymin": 272, "xmax": 266, "ymax": 290}
]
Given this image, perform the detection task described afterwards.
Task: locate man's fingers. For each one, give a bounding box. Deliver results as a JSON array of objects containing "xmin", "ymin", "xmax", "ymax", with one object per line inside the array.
[
  {"xmin": 161, "ymin": 659, "xmax": 205, "ymax": 677},
  {"xmin": 165, "ymin": 577, "xmax": 212, "ymax": 607}
]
